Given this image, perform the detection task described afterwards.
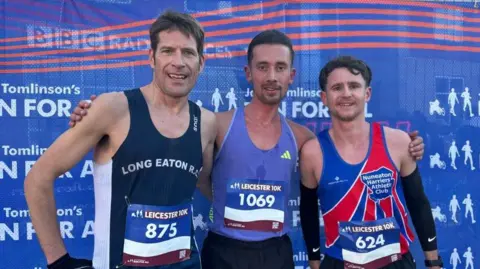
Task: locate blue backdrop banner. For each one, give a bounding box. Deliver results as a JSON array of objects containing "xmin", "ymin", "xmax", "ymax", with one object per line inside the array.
[{"xmin": 0, "ymin": 1, "xmax": 479, "ymax": 269}]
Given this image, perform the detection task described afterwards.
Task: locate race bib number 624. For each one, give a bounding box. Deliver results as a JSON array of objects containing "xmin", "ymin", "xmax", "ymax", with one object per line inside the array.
[
  {"xmin": 339, "ymin": 218, "xmax": 401, "ymax": 269},
  {"xmin": 224, "ymin": 178, "xmax": 286, "ymax": 232}
]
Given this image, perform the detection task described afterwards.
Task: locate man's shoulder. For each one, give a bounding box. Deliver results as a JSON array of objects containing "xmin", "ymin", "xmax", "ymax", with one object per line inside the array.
[
  {"xmin": 301, "ymin": 137, "xmax": 322, "ymax": 158},
  {"xmin": 215, "ymin": 109, "xmax": 235, "ymax": 122},
  {"xmin": 286, "ymin": 119, "xmax": 316, "ymax": 149},
  {"xmin": 199, "ymin": 106, "xmax": 216, "ymax": 128},
  {"xmin": 383, "ymin": 126, "xmax": 411, "ymax": 152},
  {"xmin": 91, "ymin": 91, "xmax": 128, "ymax": 115},
  {"xmin": 383, "ymin": 126, "xmax": 410, "ymax": 143}
]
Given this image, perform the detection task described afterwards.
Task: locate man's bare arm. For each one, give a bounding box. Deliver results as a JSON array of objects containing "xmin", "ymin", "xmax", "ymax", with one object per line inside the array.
[
  {"xmin": 196, "ymin": 108, "xmax": 217, "ymax": 202},
  {"xmin": 24, "ymin": 93, "xmax": 120, "ymax": 264},
  {"xmin": 299, "ymin": 138, "xmax": 323, "ymax": 269}
]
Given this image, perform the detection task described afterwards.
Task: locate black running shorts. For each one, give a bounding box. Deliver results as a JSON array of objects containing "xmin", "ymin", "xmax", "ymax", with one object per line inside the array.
[{"xmin": 201, "ymin": 231, "xmax": 295, "ymax": 269}]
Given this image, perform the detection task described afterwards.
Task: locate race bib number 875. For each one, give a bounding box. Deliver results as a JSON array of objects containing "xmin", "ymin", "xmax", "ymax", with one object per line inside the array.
[
  {"xmin": 224, "ymin": 178, "xmax": 286, "ymax": 232},
  {"xmin": 122, "ymin": 203, "xmax": 192, "ymax": 266}
]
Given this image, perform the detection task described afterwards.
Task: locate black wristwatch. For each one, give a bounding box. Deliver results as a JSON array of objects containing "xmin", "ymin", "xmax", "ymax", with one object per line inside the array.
[{"xmin": 424, "ymin": 256, "xmax": 443, "ymax": 268}]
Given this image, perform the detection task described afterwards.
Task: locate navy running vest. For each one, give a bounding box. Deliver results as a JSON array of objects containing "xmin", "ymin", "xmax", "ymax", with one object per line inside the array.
[
  {"xmin": 92, "ymin": 89, "xmax": 203, "ymax": 268},
  {"xmin": 209, "ymin": 107, "xmax": 298, "ymax": 241}
]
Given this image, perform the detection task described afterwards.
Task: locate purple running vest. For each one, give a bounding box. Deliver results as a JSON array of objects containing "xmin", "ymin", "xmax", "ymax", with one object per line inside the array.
[{"xmin": 209, "ymin": 107, "xmax": 298, "ymax": 241}]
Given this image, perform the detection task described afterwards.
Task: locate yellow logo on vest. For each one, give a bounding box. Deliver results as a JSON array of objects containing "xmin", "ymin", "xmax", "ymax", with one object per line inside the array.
[{"xmin": 281, "ymin": 150, "xmax": 291, "ymax": 160}]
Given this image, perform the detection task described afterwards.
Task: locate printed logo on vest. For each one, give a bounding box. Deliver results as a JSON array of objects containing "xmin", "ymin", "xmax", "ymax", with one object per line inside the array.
[
  {"xmin": 360, "ymin": 167, "xmax": 395, "ymax": 201},
  {"xmin": 193, "ymin": 115, "xmax": 198, "ymax": 132}
]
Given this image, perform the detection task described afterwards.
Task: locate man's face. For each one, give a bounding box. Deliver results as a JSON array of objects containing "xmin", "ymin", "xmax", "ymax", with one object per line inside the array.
[
  {"xmin": 245, "ymin": 44, "xmax": 295, "ymax": 105},
  {"xmin": 149, "ymin": 29, "xmax": 204, "ymax": 98},
  {"xmin": 321, "ymin": 67, "xmax": 371, "ymax": 122}
]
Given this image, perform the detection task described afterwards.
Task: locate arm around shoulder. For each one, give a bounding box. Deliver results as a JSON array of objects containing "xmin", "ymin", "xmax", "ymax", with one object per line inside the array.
[{"xmin": 24, "ymin": 92, "xmax": 123, "ymax": 264}]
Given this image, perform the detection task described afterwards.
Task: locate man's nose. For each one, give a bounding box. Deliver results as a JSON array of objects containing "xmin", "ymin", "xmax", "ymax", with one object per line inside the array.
[
  {"xmin": 266, "ymin": 68, "xmax": 277, "ymax": 82},
  {"xmin": 171, "ymin": 50, "xmax": 186, "ymax": 67}
]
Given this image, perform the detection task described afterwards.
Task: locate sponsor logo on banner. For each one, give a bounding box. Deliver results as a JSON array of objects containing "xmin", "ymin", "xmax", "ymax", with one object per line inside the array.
[
  {"xmin": 0, "ymin": 83, "xmax": 82, "ymax": 118},
  {"xmin": 0, "ymin": 205, "xmax": 93, "ymax": 242},
  {"xmin": 26, "ymin": 24, "xmax": 148, "ymax": 50},
  {"xmin": 0, "ymin": 144, "xmax": 93, "ymax": 181},
  {"xmin": 204, "ymin": 87, "xmax": 374, "ymax": 119},
  {"xmin": 245, "ymin": 87, "xmax": 373, "ymax": 119}
]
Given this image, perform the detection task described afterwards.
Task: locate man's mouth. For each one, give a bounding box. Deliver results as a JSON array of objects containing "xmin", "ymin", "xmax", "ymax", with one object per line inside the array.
[
  {"xmin": 168, "ymin": 73, "xmax": 187, "ymax": 80},
  {"xmin": 338, "ymin": 103, "xmax": 354, "ymax": 107},
  {"xmin": 263, "ymin": 86, "xmax": 280, "ymax": 91}
]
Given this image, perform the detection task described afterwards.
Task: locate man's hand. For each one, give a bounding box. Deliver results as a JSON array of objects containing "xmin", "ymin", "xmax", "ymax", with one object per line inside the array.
[
  {"xmin": 69, "ymin": 95, "xmax": 97, "ymax": 127},
  {"xmin": 47, "ymin": 253, "xmax": 93, "ymax": 269},
  {"xmin": 308, "ymin": 260, "xmax": 320, "ymax": 269},
  {"xmin": 408, "ymin": 130, "xmax": 424, "ymax": 161}
]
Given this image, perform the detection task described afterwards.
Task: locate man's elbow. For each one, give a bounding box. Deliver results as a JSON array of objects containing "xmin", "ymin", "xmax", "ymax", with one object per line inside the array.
[{"xmin": 24, "ymin": 164, "xmax": 57, "ymax": 194}]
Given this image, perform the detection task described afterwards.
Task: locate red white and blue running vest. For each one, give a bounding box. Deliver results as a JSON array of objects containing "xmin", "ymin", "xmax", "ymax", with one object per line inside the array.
[{"xmin": 317, "ymin": 123, "xmax": 415, "ymax": 269}]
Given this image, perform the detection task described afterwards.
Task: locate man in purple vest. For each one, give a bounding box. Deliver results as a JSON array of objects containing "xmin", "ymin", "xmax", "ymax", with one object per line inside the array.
[{"xmin": 68, "ymin": 30, "xmax": 425, "ymax": 269}]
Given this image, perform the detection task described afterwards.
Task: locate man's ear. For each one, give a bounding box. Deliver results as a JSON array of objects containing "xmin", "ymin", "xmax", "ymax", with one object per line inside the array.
[
  {"xmin": 289, "ymin": 67, "xmax": 296, "ymax": 85},
  {"xmin": 149, "ymin": 48, "xmax": 155, "ymax": 69},
  {"xmin": 199, "ymin": 55, "xmax": 205, "ymax": 73},
  {"xmin": 244, "ymin": 64, "xmax": 252, "ymax": 83},
  {"xmin": 365, "ymin": 86, "xmax": 372, "ymax": 102}
]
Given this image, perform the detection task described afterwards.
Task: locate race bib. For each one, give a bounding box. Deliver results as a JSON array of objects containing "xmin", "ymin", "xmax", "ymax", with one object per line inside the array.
[
  {"xmin": 338, "ymin": 218, "xmax": 401, "ymax": 269},
  {"xmin": 122, "ymin": 203, "xmax": 192, "ymax": 266},
  {"xmin": 224, "ymin": 178, "xmax": 286, "ymax": 232}
]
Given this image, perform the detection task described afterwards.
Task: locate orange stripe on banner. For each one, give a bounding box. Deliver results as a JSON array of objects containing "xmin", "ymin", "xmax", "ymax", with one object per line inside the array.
[
  {"xmin": 206, "ymin": 19, "xmax": 480, "ymax": 37},
  {"xmin": 0, "ymin": 0, "xmax": 275, "ymax": 44},
  {"xmin": 2, "ymin": 18, "xmax": 478, "ymax": 58},
  {"xmin": 3, "ymin": 30, "xmax": 479, "ymax": 66},
  {"xmin": 1, "ymin": 42, "xmax": 479, "ymax": 73},
  {"xmin": 5, "ymin": 7, "xmax": 477, "ymax": 52},
  {"xmin": 2, "ymin": 0, "xmax": 477, "ymax": 44},
  {"xmin": 0, "ymin": 51, "xmax": 145, "ymax": 66},
  {"xmin": 207, "ymin": 42, "xmax": 480, "ymax": 59},
  {"xmin": 212, "ymin": 30, "xmax": 480, "ymax": 47},
  {"xmin": 0, "ymin": 59, "xmax": 150, "ymax": 74},
  {"xmin": 200, "ymin": 8, "xmax": 480, "ymax": 27},
  {"xmin": 285, "ymin": 0, "xmax": 480, "ymax": 14},
  {"xmin": 192, "ymin": 0, "xmax": 283, "ymax": 18}
]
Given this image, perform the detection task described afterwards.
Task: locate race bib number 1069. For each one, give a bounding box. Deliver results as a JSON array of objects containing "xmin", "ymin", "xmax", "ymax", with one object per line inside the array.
[{"xmin": 224, "ymin": 178, "xmax": 286, "ymax": 232}]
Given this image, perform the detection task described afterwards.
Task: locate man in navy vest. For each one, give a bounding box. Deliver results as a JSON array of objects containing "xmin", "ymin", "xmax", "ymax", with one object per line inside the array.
[{"xmin": 25, "ymin": 11, "xmax": 217, "ymax": 269}]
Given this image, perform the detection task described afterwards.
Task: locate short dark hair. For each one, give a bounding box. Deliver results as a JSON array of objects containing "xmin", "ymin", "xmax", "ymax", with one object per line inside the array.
[
  {"xmin": 319, "ymin": 56, "xmax": 372, "ymax": 91},
  {"xmin": 247, "ymin": 30, "xmax": 294, "ymax": 65},
  {"xmin": 149, "ymin": 10, "xmax": 205, "ymax": 58}
]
